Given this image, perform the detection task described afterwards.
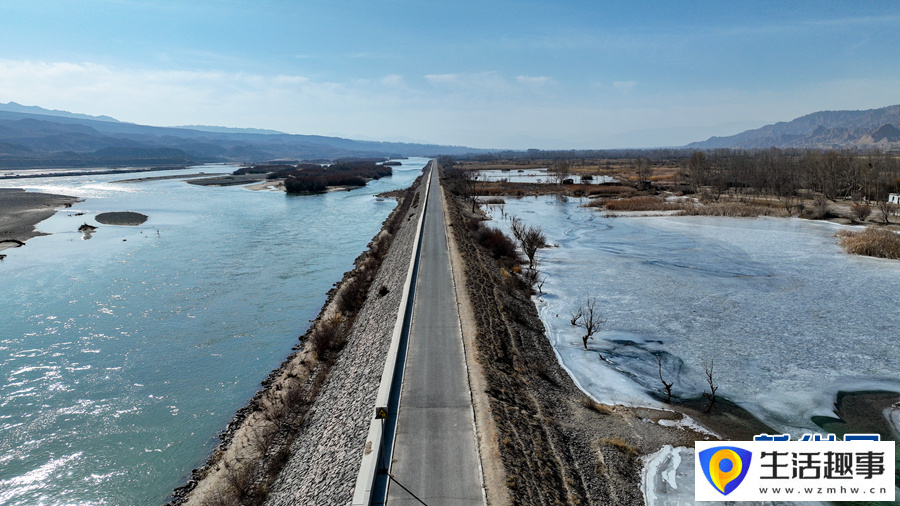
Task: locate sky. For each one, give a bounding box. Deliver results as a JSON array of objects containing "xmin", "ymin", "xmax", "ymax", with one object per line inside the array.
[{"xmin": 1, "ymin": 0, "xmax": 899, "ymax": 149}]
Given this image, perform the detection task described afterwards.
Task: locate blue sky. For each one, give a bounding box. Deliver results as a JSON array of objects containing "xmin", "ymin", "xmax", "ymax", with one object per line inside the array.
[{"xmin": 1, "ymin": 0, "xmax": 898, "ymax": 149}]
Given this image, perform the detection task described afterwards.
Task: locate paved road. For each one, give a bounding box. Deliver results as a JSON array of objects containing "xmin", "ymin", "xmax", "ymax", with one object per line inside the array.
[{"xmin": 385, "ymin": 165, "xmax": 484, "ymax": 505}]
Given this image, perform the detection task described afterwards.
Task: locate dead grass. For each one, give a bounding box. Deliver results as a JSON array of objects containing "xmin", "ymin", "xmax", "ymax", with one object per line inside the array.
[
  {"xmin": 579, "ymin": 396, "xmax": 614, "ymax": 415},
  {"xmin": 837, "ymin": 228, "xmax": 900, "ymax": 259},
  {"xmin": 678, "ymin": 201, "xmax": 789, "ymax": 218},
  {"xmin": 598, "ymin": 437, "xmax": 638, "ymax": 456}
]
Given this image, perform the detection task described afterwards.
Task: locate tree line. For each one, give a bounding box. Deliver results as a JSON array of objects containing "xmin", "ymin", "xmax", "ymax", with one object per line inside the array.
[
  {"xmin": 684, "ymin": 149, "xmax": 900, "ymax": 203},
  {"xmin": 234, "ymin": 161, "xmax": 393, "ymax": 193}
]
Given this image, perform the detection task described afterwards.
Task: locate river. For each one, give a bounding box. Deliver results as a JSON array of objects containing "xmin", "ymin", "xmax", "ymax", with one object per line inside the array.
[{"xmin": 0, "ymin": 159, "xmax": 427, "ymax": 505}]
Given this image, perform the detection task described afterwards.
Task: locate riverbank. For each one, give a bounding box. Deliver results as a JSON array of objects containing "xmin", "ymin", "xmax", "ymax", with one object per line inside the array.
[
  {"xmin": 443, "ymin": 187, "xmax": 718, "ymax": 503},
  {"xmin": 466, "ymin": 190, "xmax": 900, "ymax": 502},
  {"xmin": 168, "ymin": 170, "xmax": 428, "ymax": 505},
  {"xmin": 0, "ymin": 188, "xmax": 79, "ymax": 252}
]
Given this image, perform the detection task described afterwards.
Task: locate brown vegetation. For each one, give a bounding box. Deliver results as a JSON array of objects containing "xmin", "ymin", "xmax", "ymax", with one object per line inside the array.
[
  {"xmin": 837, "ymin": 228, "xmax": 900, "ymax": 260},
  {"xmin": 602, "ymin": 196, "xmax": 685, "ymax": 212},
  {"xmin": 678, "ymin": 201, "xmax": 790, "ymax": 218}
]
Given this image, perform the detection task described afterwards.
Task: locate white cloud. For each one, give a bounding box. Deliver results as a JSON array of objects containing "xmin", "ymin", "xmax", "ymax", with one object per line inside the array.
[
  {"xmin": 424, "ymin": 73, "xmax": 461, "ymax": 86},
  {"xmin": 612, "ymin": 80, "xmax": 636, "ymax": 92},
  {"xmin": 516, "ymin": 75, "xmax": 555, "ymax": 87},
  {"xmin": 0, "ymin": 59, "xmax": 406, "ymax": 130},
  {"xmin": 0, "ymin": 59, "xmax": 897, "ymax": 150},
  {"xmin": 380, "ymin": 74, "xmax": 404, "ymax": 87}
]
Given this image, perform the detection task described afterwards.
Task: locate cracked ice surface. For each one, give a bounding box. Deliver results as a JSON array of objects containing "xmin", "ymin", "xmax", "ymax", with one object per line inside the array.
[{"xmin": 491, "ymin": 197, "xmax": 900, "ymax": 435}]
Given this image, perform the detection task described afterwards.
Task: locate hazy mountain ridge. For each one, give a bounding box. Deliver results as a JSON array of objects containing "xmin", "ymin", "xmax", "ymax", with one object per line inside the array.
[
  {"xmin": 176, "ymin": 125, "xmax": 287, "ymax": 135},
  {"xmin": 0, "ymin": 102, "xmax": 119, "ymax": 123},
  {"xmin": 0, "ymin": 103, "xmax": 485, "ymax": 168},
  {"xmin": 687, "ymin": 105, "xmax": 900, "ymax": 150}
]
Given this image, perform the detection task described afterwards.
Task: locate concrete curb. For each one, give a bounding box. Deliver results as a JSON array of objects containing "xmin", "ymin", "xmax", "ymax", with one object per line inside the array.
[{"xmin": 351, "ymin": 160, "xmax": 433, "ymax": 505}]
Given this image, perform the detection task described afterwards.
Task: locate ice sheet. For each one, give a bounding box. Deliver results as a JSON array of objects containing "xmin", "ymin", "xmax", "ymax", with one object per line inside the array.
[{"xmin": 491, "ymin": 197, "xmax": 900, "ymax": 435}]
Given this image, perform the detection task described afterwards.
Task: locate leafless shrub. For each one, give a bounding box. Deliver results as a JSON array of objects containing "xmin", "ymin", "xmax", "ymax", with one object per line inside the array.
[
  {"xmin": 837, "ymin": 228, "xmax": 900, "ymax": 259},
  {"xmin": 337, "ymin": 274, "xmax": 368, "ymax": 314},
  {"xmin": 220, "ymin": 461, "xmax": 253, "ymax": 503},
  {"xmin": 703, "ymin": 358, "xmax": 718, "ymax": 413},
  {"xmin": 877, "ymin": 201, "xmax": 896, "ymax": 225},
  {"xmin": 519, "ymin": 268, "xmax": 544, "ymax": 293},
  {"xmin": 310, "ymin": 314, "xmax": 343, "ymax": 357},
  {"xmin": 657, "ymin": 355, "xmax": 674, "ymax": 403},
  {"xmin": 475, "ymin": 226, "xmax": 519, "ymax": 263},
  {"xmin": 851, "ymin": 204, "xmax": 872, "ymax": 222}
]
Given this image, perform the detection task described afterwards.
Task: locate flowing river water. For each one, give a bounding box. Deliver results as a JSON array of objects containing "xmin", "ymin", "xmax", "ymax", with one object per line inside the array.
[{"xmin": 0, "ymin": 159, "xmax": 427, "ymax": 505}]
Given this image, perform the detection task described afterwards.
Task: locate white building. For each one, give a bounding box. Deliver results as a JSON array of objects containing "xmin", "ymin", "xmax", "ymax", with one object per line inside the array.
[{"xmin": 890, "ymin": 193, "xmax": 900, "ymax": 204}]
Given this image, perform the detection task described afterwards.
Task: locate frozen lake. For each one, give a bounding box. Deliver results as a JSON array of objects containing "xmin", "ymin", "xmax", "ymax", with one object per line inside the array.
[
  {"xmin": 476, "ymin": 168, "xmax": 616, "ymax": 184},
  {"xmin": 490, "ymin": 196, "xmax": 900, "ymax": 435}
]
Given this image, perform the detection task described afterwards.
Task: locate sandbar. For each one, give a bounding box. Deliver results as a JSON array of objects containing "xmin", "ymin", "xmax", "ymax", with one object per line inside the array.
[
  {"xmin": 95, "ymin": 212, "xmax": 149, "ymax": 226},
  {"xmin": 0, "ymin": 188, "xmax": 79, "ymax": 251}
]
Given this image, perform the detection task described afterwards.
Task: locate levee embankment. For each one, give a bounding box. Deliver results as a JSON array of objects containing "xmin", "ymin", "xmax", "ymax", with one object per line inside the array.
[
  {"xmin": 443, "ymin": 188, "xmax": 713, "ymax": 504},
  {"xmin": 168, "ymin": 168, "xmax": 428, "ymax": 506}
]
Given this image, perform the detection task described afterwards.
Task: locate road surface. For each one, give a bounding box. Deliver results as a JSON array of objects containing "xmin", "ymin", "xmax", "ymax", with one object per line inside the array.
[{"xmin": 385, "ymin": 165, "xmax": 484, "ymax": 505}]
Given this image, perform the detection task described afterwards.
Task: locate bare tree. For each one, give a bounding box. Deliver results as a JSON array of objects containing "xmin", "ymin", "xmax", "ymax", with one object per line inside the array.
[
  {"xmin": 703, "ymin": 358, "xmax": 718, "ymax": 413},
  {"xmin": 877, "ymin": 198, "xmax": 894, "ymax": 224},
  {"xmin": 573, "ymin": 297, "xmax": 604, "ymax": 350},
  {"xmin": 509, "ymin": 216, "xmax": 525, "ymax": 244},
  {"xmin": 657, "ymin": 355, "xmax": 674, "ymax": 403},
  {"xmin": 549, "ymin": 159, "xmax": 571, "ymax": 185},
  {"xmin": 520, "ymin": 225, "xmax": 546, "ymax": 270},
  {"xmin": 508, "ymin": 216, "xmax": 546, "ymax": 271},
  {"xmin": 463, "ymin": 170, "xmax": 480, "ymax": 212},
  {"xmin": 635, "ymin": 158, "xmax": 652, "ymax": 183}
]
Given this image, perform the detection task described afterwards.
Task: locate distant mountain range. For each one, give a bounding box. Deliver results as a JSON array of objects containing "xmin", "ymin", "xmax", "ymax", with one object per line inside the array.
[
  {"xmin": 687, "ymin": 104, "xmax": 900, "ymax": 150},
  {"xmin": 0, "ymin": 102, "xmax": 486, "ymax": 169}
]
